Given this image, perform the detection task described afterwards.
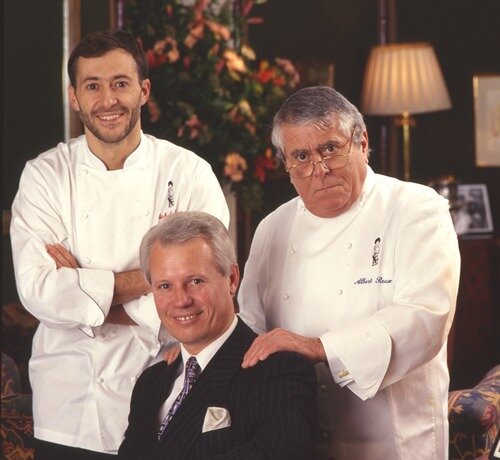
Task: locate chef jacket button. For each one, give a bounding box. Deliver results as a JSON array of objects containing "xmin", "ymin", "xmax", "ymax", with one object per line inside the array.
[
  {"xmin": 289, "ymin": 246, "xmax": 296, "ymax": 254},
  {"xmin": 130, "ymin": 376, "xmax": 137, "ymax": 383},
  {"xmin": 83, "ymin": 212, "xmax": 89, "ymax": 220},
  {"xmin": 83, "ymin": 169, "xmax": 89, "ymax": 175},
  {"xmin": 283, "ymin": 293, "xmax": 289, "ymax": 300},
  {"xmin": 97, "ymin": 333, "xmax": 106, "ymax": 341},
  {"xmin": 301, "ymin": 206, "xmax": 306, "ymax": 211},
  {"xmin": 84, "ymin": 258, "xmax": 91, "ymax": 264},
  {"xmin": 348, "ymin": 242, "xmax": 352, "ymax": 249},
  {"xmin": 336, "ymin": 289, "xmax": 343, "ymax": 296},
  {"xmin": 145, "ymin": 209, "xmax": 150, "ymax": 216},
  {"xmin": 320, "ymin": 384, "xmax": 327, "ymax": 392},
  {"xmin": 96, "ymin": 377, "xmax": 104, "ymax": 384}
]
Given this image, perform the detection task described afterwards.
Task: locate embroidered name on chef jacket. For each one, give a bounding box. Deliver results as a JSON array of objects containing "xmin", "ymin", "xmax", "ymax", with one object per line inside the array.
[
  {"xmin": 354, "ymin": 237, "xmax": 392, "ymax": 285},
  {"xmin": 354, "ymin": 277, "xmax": 392, "ymax": 285}
]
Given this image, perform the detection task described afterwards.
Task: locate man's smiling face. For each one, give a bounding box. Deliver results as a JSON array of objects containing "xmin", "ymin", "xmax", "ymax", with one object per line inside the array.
[
  {"xmin": 149, "ymin": 237, "xmax": 239, "ymax": 355},
  {"xmin": 68, "ymin": 48, "xmax": 150, "ymax": 146}
]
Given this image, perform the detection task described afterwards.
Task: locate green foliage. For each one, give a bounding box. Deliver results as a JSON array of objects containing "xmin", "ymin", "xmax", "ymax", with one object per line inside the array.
[{"xmin": 126, "ymin": 0, "xmax": 299, "ymax": 210}]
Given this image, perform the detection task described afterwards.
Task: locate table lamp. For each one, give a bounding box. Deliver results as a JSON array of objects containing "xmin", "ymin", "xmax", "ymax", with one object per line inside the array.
[{"xmin": 361, "ymin": 42, "xmax": 451, "ymax": 180}]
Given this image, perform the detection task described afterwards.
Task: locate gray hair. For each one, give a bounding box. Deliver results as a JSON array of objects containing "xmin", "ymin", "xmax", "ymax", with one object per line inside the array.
[
  {"xmin": 139, "ymin": 212, "xmax": 235, "ymax": 283},
  {"xmin": 271, "ymin": 86, "xmax": 367, "ymax": 161}
]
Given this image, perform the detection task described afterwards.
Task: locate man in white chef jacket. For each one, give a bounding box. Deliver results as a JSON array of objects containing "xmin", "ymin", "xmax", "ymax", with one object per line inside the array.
[
  {"xmin": 10, "ymin": 29, "xmax": 229, "ymax": 460},
  {"xmin": 238, "ymin": 86, "xmax": 461, "ymax": 460}
]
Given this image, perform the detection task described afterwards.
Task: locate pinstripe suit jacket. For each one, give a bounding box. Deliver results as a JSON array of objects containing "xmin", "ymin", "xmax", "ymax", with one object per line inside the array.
[{"xmin": 118, "ymin": 318, "xmax": 316, "ymax": 459}]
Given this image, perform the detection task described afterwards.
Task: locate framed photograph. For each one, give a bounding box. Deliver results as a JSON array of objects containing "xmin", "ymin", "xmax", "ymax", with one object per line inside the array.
[
  {"xmin": 473, "ymin": 74, "xmax": 500, "ymax": 167},
  {"xmin": 452, "ymin": 184, "xmax": 494, "ymax": 235}
]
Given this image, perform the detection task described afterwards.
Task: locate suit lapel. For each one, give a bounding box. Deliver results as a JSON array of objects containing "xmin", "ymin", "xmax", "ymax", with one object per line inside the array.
[
  {"xmin": 137, "ymin": 354, "xmax": 182, "ymax": 447},
  {"xmin": 159, "ymin": 318, "xmax": 256, "ymax": 456}
]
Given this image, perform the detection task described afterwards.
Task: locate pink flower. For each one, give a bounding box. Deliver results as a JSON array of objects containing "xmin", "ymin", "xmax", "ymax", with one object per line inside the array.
[
  {"xmin": 193, "ymin": 0, "xmax": 210, "ymax": 21},
  {"xmin": 276, "ymin": 58, "xmax": 300, "ymax": 86},
  {"xmin": 150, "ymin": 37, "xmax": 179, "ymax": 64},
  {"xmin": 146, "ymin": 49, "xmax": 167, "ymax": 70},
  {"xmin": 224, "ymin": 50, "xmax": 247, "ymax": 74},
  {"xmin": 207, "ymin": 21, "xmax": 231, "ymax": 41},
  {"xmin": 224, "ymin": 152, "xmax": 248, "ymax": 182},
  {"xmin": 228, "ymin": 99, "xmax": 255, "ymax": 125},
  {"xmin": 247, "ymin": 17, "xmax": 264, "ymax": 25},
  {"xmin": 215, "ymin": 58, "xmax": 225, "ymax": 74},
  {"xmin": 254, "ymin": 60, "xmax": 275, "ymax": 84},
  {"xmin": 185, "ymin": 22, "xmax": 205, "ymax": 49},
  {"xmin": 177, "ymin": 114, "xmax": 203, "ymax": 140},
  {"xmin": 242, "ymin": 0, "xmax": 254, "ymax": 17},
  {"xmin": 147, "ymin": 97, "xmax": 161, "ymax": 123}
]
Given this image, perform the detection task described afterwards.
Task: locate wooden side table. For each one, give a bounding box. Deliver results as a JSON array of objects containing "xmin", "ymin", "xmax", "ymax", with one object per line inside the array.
[{"xmin": 449, "ymin": 236, "xmax": 497, "ymax": 390}]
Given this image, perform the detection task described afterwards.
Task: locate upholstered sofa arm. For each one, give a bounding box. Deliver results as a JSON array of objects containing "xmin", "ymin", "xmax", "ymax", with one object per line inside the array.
[
  {"xmin": 448, "ymin": 365, "xmax": 500, "ymax": 460},
  {"xmin": 449, "ymin": 365, "xmax": 500, "ymax": 434}
]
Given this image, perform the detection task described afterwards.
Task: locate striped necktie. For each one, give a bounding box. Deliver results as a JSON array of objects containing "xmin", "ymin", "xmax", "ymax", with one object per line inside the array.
[{"xmin": 157, "ymin": 356, "xmax": 201, "ymax": 440}]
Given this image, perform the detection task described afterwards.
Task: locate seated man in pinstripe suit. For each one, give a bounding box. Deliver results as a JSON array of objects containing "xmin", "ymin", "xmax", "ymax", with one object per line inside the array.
[{"xmin": 118, "ymin": 211, "xmax": 316, "ymax": 460}]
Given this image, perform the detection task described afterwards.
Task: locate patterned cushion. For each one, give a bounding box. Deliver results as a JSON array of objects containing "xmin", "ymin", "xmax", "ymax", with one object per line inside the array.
[
  {"xmin": 449, "ymin": 365, "xmax": 500, "ymax": 460},
  {"xmin": 1, "ymin": 394, "xmax": 34, "ymax": 460},
  {"xmin": 1, "ymin": 353, "xmax": 34, "ymax": 460}
]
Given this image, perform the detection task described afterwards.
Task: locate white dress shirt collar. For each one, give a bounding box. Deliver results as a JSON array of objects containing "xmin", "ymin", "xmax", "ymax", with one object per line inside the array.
[{"xmin": 180, "ymin": 315, "xmax": 238, "ymax": 371}]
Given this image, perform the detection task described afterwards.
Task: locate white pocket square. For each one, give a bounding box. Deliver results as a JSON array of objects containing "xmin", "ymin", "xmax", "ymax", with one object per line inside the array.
[{"xmin": 202, "ymin": 406, "xmax": 231, "ymax": 433}]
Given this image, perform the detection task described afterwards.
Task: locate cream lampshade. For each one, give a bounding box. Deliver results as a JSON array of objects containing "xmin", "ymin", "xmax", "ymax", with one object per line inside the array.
[{"xmin": 361, "ymin": 42, "xmax": 451, "ymax": 180}]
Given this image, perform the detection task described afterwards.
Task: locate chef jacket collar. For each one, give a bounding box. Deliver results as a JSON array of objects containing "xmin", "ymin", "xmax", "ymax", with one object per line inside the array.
[{"xmin": 81, "ymin": 131, "xmax": 148, "ymax": 170}]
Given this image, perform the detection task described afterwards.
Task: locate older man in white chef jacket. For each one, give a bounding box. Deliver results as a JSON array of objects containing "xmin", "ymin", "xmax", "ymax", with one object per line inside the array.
[
  {"xmin": 238, "ymin": 86, "xmax": 460, "ymax": 460},
  {"xmin": 10, "ymin": 30, "xmax": 228, "ymax": 460}
]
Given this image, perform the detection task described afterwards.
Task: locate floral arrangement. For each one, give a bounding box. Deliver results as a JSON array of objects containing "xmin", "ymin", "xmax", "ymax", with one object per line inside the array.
[{"xmin": 126, "ymin": 0, "xmax": 299, "ymax": 210}]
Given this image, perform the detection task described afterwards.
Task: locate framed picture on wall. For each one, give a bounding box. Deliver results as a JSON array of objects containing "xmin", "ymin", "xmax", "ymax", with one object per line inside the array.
[
  {"xmin": 452, "ymin": 184, "xmax": 494, "ymax": 235},
  {"xmin": 473, "ymin": 74, "xmax": 500, "ymax": 167}
]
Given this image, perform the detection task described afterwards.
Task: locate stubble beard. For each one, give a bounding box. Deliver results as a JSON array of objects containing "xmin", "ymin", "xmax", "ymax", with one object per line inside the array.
[{"xmin": 79, "ymin": 104, "xmax": 142, "ymax": 144}]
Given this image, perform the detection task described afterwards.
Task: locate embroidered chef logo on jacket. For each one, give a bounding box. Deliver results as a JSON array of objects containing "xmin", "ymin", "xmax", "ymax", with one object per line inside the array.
[
  {"xmin": 158, "ymin": 181, "xmax": 175, "ymax": 220},
  {"xmin": 167, "ymin": 181, "xmax": 174, "ymax": 207},
  {"xmin": 372, "ymin": 237, "xmax": 381, "ymax": 266}
]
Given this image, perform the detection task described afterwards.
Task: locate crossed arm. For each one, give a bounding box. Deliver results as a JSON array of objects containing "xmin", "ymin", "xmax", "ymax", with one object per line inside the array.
[{"xmin": 46, "ymin": 243, "xmax": 150, "ymax": 325}]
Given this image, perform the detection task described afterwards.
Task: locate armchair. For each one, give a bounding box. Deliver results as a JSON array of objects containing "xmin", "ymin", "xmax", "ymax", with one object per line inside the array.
[{"xmin": 449, "ymin": 364, "xmax": 500, "ymax": 460}]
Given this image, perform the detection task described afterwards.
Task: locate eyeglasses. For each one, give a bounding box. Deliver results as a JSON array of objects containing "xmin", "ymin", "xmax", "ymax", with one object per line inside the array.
[{"xmin": 285, "ymin": 127, "xmax": 356, "ymax": 179}]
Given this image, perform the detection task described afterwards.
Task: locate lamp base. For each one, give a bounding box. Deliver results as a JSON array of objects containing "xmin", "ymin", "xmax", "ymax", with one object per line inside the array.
[{"xmin": 394, "ymin": 113, "xmax": 416, "ymax": 181}]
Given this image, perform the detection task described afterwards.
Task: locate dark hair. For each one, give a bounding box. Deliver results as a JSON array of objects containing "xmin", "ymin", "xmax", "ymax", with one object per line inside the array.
[{"xmin": 67, "ymin": 29, "xmax": 148, "ymax": 86}]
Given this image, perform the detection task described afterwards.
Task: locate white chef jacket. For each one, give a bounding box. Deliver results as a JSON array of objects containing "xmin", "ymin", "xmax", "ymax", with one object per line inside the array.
[
  {"xmin": 10, "ymin": 133, "xmax": 229, "ymax": 453},
  {"xmin": 238, "ymin": 167, "xmax": 460, "ymax": 460}
]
